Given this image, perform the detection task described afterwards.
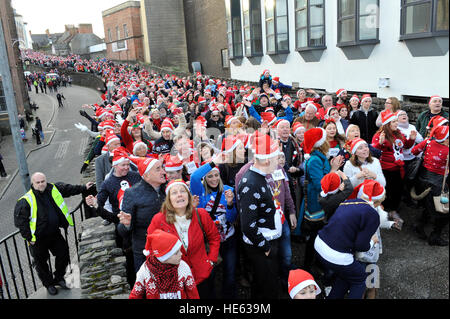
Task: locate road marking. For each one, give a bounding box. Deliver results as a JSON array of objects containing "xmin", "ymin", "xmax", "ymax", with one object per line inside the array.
[
  {"xmin": 79, "ymin": 136, "xmax": 89, "ymax": 156},
  {"xmin": 55, "ymin": 141, "xmax": 70, "ymax": 160}
]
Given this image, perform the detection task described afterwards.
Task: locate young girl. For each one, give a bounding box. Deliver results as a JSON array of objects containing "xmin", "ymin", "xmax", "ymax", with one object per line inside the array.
[
  {"xmin": 288, "ymin": 269, "xmax": 321, "ymax": 299},
  {"xmin": 323, "ymin": 119, "xmax": 346, "ymax": 160}
]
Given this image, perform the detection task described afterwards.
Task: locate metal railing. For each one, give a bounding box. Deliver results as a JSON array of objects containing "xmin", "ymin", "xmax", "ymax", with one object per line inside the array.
[{"xmin": 0, "ymin": 199, "xmax": 87, "ymax": 299}]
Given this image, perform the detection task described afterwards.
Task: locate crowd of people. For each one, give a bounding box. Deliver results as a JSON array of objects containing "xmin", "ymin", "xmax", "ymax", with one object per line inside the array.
[{"xmin": 15, "ymin": 50, "xmax": 449, "ymax": 300}]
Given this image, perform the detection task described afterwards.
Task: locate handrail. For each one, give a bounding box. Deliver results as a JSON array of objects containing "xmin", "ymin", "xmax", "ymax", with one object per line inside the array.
[{"xmin": 0, "ymin": 199, "xmax": 86, "ymax": 299}]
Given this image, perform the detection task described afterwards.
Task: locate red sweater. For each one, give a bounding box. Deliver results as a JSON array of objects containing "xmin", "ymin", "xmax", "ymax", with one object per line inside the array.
[
  {"xmin": 411, "ymin": 139, "xmax": 449, "ymax": 176},
  {"xmin": 372, "ymin": 131, "xmax": 415, "ymax": 172},
  {"xmin": 147, "ymin": 208, "xmax": 221, "ymax": 284},
  {"xmin": 121, "ymin": 119, "xmax": 153, "ymax": 154}
]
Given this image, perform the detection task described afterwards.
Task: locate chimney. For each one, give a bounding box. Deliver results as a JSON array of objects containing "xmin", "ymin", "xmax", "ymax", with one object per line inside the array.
[{"xmin": 78, "ymin": 23, "xmax": 93, "ymax": 34}]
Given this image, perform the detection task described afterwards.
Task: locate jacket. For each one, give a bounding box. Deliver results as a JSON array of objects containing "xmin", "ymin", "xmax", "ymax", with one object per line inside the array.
[
  {"xmin": 14, "ymin": 182, "xmax": 86, "ymax": 242},
  {"xmin": 121, "ymin": 180, "xmax": 166, "ymax": 257},
  {"xmin": 147, "ymin": 208, "xmax": 221, "ymax": 284},
  {"xmin": 95, "ymin": 151, "xmax": 112, "ymax": 190},
  {"xmin": 318, "ymin": 179, "xmax": 354, "ymax": 220},
  {"xmin": 350, "ymin": 108, "xmax": 379, "ymax": 143}
]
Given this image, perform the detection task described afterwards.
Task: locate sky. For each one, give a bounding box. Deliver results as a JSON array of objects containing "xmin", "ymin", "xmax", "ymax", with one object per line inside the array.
[{"xmin": 11, "ymin": 0, "xmax": 128, "ymax": 38}]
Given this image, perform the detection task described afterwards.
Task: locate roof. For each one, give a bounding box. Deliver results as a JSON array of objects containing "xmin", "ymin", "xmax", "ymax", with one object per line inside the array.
[
  {"xmin": 30, "ymin": 34, "xmax": 49, "ymax": 46},
  {"xmin": 102, "ymin": 1, "xmax": 140, "ymax": 17},
  {"xmin": 69, "ymin": 33, "xmax": 104, "ymax": 54}
]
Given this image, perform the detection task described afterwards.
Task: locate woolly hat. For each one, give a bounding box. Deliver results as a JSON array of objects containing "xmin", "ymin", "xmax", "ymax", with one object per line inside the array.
[
  {"xmin": 111, "ymin": 147, "xmax": 130, "ymax": 166},
  {"xmin": 133, "ymin": 141, "xmax": 148, "ymax": 154},
  {"xmin": 221, "ymin": 135, "xmax": 244, "ymax": 153},
  {"xmin": 165, "ymin": 178, "xmax": 190, "ymax": 195},
  {"xmin": 250, "ymin": 133, "xmax": 280, "ymax": 160},
  {"xmin": 350, "ymin": 180, "xmax": 386, "ymax": 204},
  {"xmin": 302, "ymin": 128, "xmax": 327, "ymax": 160},
  {"xmin": 429, "ymin": 95, "xmax": 443, "ymax": 105},
  {"xmin": 135, "ymin": 157, "xmax": 159, "ymax": 176},
  {"xmin": 160, "ymin": 118, "xmax": 175, "ymax": 132},
  {"xmin": 288, "ymin": 269, "xmax": 321, "ymax": 299},
  {"xmin": 361, "ymin": 94, "xmax": 372, "ymax": 104},
  {"xmin": 336, "ymin": 89, "xmax": 347, "ymax": 97},
  {"xmin": 426, "ymin": 115, "xmax": 448, "ymax": 130},
  {"xmin": 431, "ymin": 125, "xmax": 449, "ymax": 143},
  {"xmin": 164, "ymin": 156, "xmax": 184, "ymax": 172},
  {"xmin": 380, "ymin": 110, "xmax": 398, "ymax": 126},
  {"xmin": 320, "ymin": 173, "xmax": 341, "ymax": 197},
  {"xmin": 143, "ymin": 229, "xmax": 182, "ymax": 260},
  {"xmin": 292, "ymin": 122, "xmax": 305, "ymax": 136},
  {"xmin": 261, "ymin": 112, "xmax": 277, "ymax": 125},
  {"xmin": 350, "ymin": 138, "xmax": 367, "ymax": 155}
]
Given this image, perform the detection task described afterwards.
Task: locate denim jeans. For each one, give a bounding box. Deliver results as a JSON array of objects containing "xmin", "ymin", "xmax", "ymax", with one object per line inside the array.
[
  {"xmin": 278, "ymin": 221, "xmax": 293, "ymax": 285},
  {"xmin": 218, "ymin": 233, "xmax": 238, "ymax": 299}
]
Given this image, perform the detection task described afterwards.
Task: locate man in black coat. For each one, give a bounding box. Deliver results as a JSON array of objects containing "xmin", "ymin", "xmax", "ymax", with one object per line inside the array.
[
  {"xmin": 14, "ymin": 172, "xmax": 94, "ymax": 295},
  {"xmin": 350, "ymin": 96, "xmax": 379, "ymax": 143}
]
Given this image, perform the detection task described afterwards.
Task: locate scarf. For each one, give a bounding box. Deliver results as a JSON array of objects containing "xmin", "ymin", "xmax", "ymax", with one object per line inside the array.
[{"xmin": 145, "ymin": 253, "xmax": 179, "ymax": 294}]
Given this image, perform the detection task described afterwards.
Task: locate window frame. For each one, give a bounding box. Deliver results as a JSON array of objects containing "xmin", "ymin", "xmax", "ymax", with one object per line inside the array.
[
  {"xmin": 108, "ymin": 28, "xmax": 112, "ymax": 43},
  {"xmin": 400, "ymin": 0, "xmax": 449, "ymax": 40},
  {"xmin": 243, "ymin": 0, "xmax": 264, "ymax": 57},
  {"xmin": 265, "ymin": 0, "xmax": 290, "ymax": 55},
  {"xmin": 123, "ymin": 24, "xmax": 129, "ymax": 39},
  {"xmin": 226, "ymin": 0, "xmax": 244, "ymax": 59},
  {"xmin": 295, "ymin": 0, "xmax": 327, "ymax": 51},
  {"xmin": 337, "ymin": 0, "xmax": 380, "ymax": 47},
  {"xmin": 116, "ymin": 26, "xmax": 121, "ymax": 41}
]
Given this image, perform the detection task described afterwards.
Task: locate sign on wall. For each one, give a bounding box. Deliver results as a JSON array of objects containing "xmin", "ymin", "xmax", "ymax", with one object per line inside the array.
[{"xmin": 112, "ymin": 40, "xmax": 127, "ymax": 52}]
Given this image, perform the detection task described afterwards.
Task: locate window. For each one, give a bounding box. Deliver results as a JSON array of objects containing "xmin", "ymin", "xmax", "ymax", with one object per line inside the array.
[
  {"xmin": 401, "ymin": 0, "xmax": 449, "ymax": 38},
  {"xmin": 108, "ymin": 29, "xmax": 112, "ymax": 42},
  {"xmin": 123, "ymin": 24, "xmax": 129, "ymax": 38},
  {"xmin": 225, "ymin": 0, "xmax": 243, "ymax": 59},
  {"xmin": 242, "ymin": 0, "xmax": 263, "ymax": 56},
  {"xmin": 221, "ymin": 48, "xmax": 230, "ymax": 68},
  {"xmin": 295, "ymin": 0, "xmax": 326, "ymax": 49},
  {"xmin": 116, "ymin": 26, "xmax": 120, "ymax": 41},
  {"xmin": 337, "ymin": 0, "xmax": 379, "ymax": 45},
  {"xmin": 265, "ymin": 0, "xmax": 290, "ymax": 54},
  {"xmin": 0, "ymin": 80, "xmax": 5, "ymax": 112}
]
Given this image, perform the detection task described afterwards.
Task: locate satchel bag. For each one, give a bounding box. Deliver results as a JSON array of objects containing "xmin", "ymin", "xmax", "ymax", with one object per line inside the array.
[
  {"xmin": 406, "ymin": 140, "xmax": 430, "ymax": 182},
  {"xmin": 196, "ymin": 209, "xmax": 222, "ymax": 265}
]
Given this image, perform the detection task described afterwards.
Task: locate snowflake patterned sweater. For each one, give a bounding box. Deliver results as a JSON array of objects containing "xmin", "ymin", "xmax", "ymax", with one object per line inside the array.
[
  {"xmin": 237, "ymin": 166, "xmax": 283, "ymax": 253},
  {"xmin": 411, "ymin": 138, "xmax": 449, "ymax": 176}
]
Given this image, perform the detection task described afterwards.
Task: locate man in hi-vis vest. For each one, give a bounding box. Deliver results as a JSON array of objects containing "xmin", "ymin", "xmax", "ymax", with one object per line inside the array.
[{"xmin": 14, "ymin": 172, "xmax": 94, "ymax": 296}]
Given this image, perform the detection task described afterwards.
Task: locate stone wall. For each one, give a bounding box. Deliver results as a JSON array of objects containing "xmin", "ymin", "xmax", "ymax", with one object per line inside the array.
[{"xmin": 78, "ymin": 217, "xmax": 130, "ymax": 299}]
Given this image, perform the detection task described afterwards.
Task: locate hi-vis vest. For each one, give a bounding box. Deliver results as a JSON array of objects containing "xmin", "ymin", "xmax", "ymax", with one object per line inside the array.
[{"xmin": 18, "ymin": 184, "xmax": 73, "ymax": 242}]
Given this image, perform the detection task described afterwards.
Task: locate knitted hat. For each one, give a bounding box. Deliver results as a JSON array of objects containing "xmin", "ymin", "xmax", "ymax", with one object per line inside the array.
[
  {"xmin": 429, "ymin": 95, "xmax": 443, "ymax": 105},
  {"xmin": 361, "ymin": 94, "xmax": 372, "ymax": 104},
  {"xmin": 350, "ymin": 138, "xmax": 367, "ymax": 155},
  {"xmin": 160, "ymin": 118, "xmax": 175, "ymax": 132},
  {"xmin": 288, "ymin": 269, "xmax": 321, "ymax": 299},
  {"xmin": 431, "ymin": 125, "xmax": 449, "ymax": 143},
  {"xmin": 261, "ymin": 112, "xmax": 277, "ymax": 125},
  {"xmin": 251, "ymin": 134, "xmax": 280, "ymax": 160},
  {"xmin": 111, "ymin": 147, "xmax": 130, "ymax": 166},
  {"xmin": 320, "ymin": 173, "xmax": 341, "ymax": 197},
  {"xmin": 143, "ymin": 229, "xmax": 182, "ymax": 260},
  {"xmin": 292, "ymin": 122, "xmax": 305, "ymax": 136},
  {"xmin": 133, "ymin": 141, "xmax": 148, "ymax": 154},
  {"xmin": 336, "ymin": 89, "xmax": 347, "ymax": 97},
  {"xmin": 426, "ymin": 115, "xmax": 448, "ymax": 130},
  {"xmin": 302, "ymin": 128, "xmax": 327, "ymax": 160},
  {"xmin": 349, "ymin": 94, "xmax": 360, "ymax": 103},
  {"xmin": 380, "ymin": 110, "xmax": 398, "ymax": 126},
  {"xmin": 165, "ymin": 179, "xmax": 190, "ymax": 195},
  {"xmin": 221, "ymin": 135, "xmax": 244, "ymax": 153},
  {"xmin": 164, "ymin": 156, "xmax": 184, "ymax": 172}
]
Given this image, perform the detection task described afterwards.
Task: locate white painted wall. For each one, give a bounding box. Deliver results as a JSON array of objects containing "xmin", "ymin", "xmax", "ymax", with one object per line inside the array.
[{"xmin": 230, "ymin": 0, "xmax": 449, "ymax": 99}]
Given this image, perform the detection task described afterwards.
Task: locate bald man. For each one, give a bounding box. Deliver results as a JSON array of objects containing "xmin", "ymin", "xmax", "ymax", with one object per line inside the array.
[{"xmin": 14, "ymin": 172, "xmax": 94, "ymax": 295}]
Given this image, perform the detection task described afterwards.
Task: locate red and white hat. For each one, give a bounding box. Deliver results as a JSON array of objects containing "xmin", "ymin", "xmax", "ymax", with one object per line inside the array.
[
  {"xmin": 336, "ymin": 89, "xmax": 347, "ymax": 97},
  {"xmin": 302, "ymin": 128, "xmax": 327, "ymax": 160},
  {"xmin": 349, "ymin": 94, "xmax": 360, "ymax": 103},
  {"xmin": 221, "ymin": 135, "xmax": 244, "ymax": 153},
  {"xmin": 160, "ymin": 118, "xmax": 175, "ymax": 132},
  {"xmin": 105, "ymin": 131, "xmax": 120, "ymax": 146},
  {"xmin": 292, "ymin": 122, "xmax": 305, "ymax": 136},
  {"xmin": 273, "ymin": 119, "xmax": 290, "ymax": 130},
  {"xmin": 320, "ymin": 173, "xmax": 341, "ymax": 197},
  {"xmin": 429, "ymin": 95, "xmax": 443, "ymax": 105},
  {"xmin": 431, "ymin": 125, "xmax": 449, "ymax": 143},
  {"xmin": 164, "ymin": 156, "xmax": 184, "ymax": 172},
  {"xmin": 250, "ymin": 133, "xmax": 280, "ymax": 160},
  {"xmin": 143, "ymin": 229, "xmax": 182, "ymax": 260},
  {"xmin": 196, "ymin": 116, "xmax": 207, "ymax": 127},
  {"xmin": 225, "ymin": 115, "xmax": 240, "ymax": 126},
  {"xmin": 351, "ymin": 180, "xmax": 386, "ymax": 204},
  {"xmin": 165, "ymin": 178, "xmax": 190, "ymax": 195},
  {"xmin": 135, "ymin": 157, "xmax": 159, "ymax": 176},
  {"xmin": 361, "ymin": 94, "xmax": 372, "ymax": 104},
  {"xmin": 350, "ymin": 138, "xmax": 367, "ymax": 155},
  {"xmin": 426, "ymin": 115, "xmax": 448, "ymax": 130},
  {"xmin": 100, "ymin": 120, "xmax": 116, "ymax": 130},
  {"xmin": 261, "ymin": 112, "xmax": 277, "ymax": 125},
  {"xmin": 111, "ymin": 147, "xmax": 130, "ymax": 166},
  {"xmin": 380, "ymin": 110, "xmax": 398, "ymax": 126},
  {"xmin": 288, "ymin": 269, "xmax": 321, "ymax": 299}
]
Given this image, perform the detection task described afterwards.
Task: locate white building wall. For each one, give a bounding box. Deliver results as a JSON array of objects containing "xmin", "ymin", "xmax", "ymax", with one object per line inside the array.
[{"xmin": 230, "ymin": 0, "xmax": 449, "ymax": 99}]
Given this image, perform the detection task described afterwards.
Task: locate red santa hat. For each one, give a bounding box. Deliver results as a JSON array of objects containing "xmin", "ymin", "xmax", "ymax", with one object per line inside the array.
[
  {"xmin": 196, "ymin": 116, "xmax": 207, "ymax": 127},
  {"xmin": 250, "ymin": 134, "xmax": 280, "ymax": 160},
  {"xmin": 198, "ymin": 96, "xmax": 207, "ymax": 104},
  {"xmin": 302, "ymin": 128, "xmax": 327, "ymax": 160},
  {"xmin": 349, "ymin": 94, "xmax": 360, "ymax": 103},
  {"xmin": 350, "ymin": 138, "xmax": 367, "ymax": 155},
  {"xmin": 165, "ymin": 178, "xmax": 190, "ymax": 195},
  {"xmin": 320, "ymin": 172, "xmax": 341, "ymax": 197},
  {"xmin": 350, "ymin": 180, "xmax": 386, "ymax": 204},
  {"xmin": 105, "ymin": 131, "xmax": 120, "ymax": 146},
  {"xmin": 95, "ymin": 107, "xmax": 107, "ymax": 119},
  {"xmin": 273, "ymin": 119, "xmax": 290, "ymax": 130},
  {"xmin": 261, "ymin": 112, "xmax": 277, "ymax": 125},
  {"xmin": 336, "ymin": 89, "xmax": 347, "ymax": 97},
  {"xmin": 288, "ymin": 269, "xmax": 321, "ymax": 299},
  {"xmin": 273, "ymin": 76, "xmax": 280, "ymax": 82},
  {"xmin": 225, "ymin": 115, "xmax": 240, "ymax": 126},
  {"xmin": 426, "ymin": 115, "xmax": 448, "ymax": 130},
  {"xmin": 360, "ymin": 94, "xmax": 372, "ymax": 104},
  {"xmin": 431, "ymin": 125, "xmax": 449, "ymax": 143},
  {"xmin": 164, "ymin": 156, "xmax": 184, "ymax": 172},
  {"xmin": 381, "ymin": 110, "xmax": 398, "ymax": 126},
  {"xmin": 111, "ymin": 147, "xmax": 130, "ymax": 166},
  {"xmin": 101, "ymin": 120, "xmax": 116, "ymax": 130},
  {"xmin": 160, "ymin": 118, "xmax": 175, "ymax": 132},
  {"xmin": 221, "ymin": 135, "xmax": 244, "ymax": 153},
  {"xmin": 143, "ymin": 229, "xmax": 182, "ymax": 260},
  {"xmin": 292, "ymin": 122, "xmax": 305, "ymax": 136},
  {"xmin": 135, "ymin": 157, "xmax": 159, "ymax": 176},
  {"xmin": 429, "ymin": 95, "xmax": 443, "ymax": 105}
]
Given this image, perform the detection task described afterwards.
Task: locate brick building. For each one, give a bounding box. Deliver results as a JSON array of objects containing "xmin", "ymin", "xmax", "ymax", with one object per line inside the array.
[{"xmin": 102, "ymin": 1, "xmax": 144, "ymax": 62}]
